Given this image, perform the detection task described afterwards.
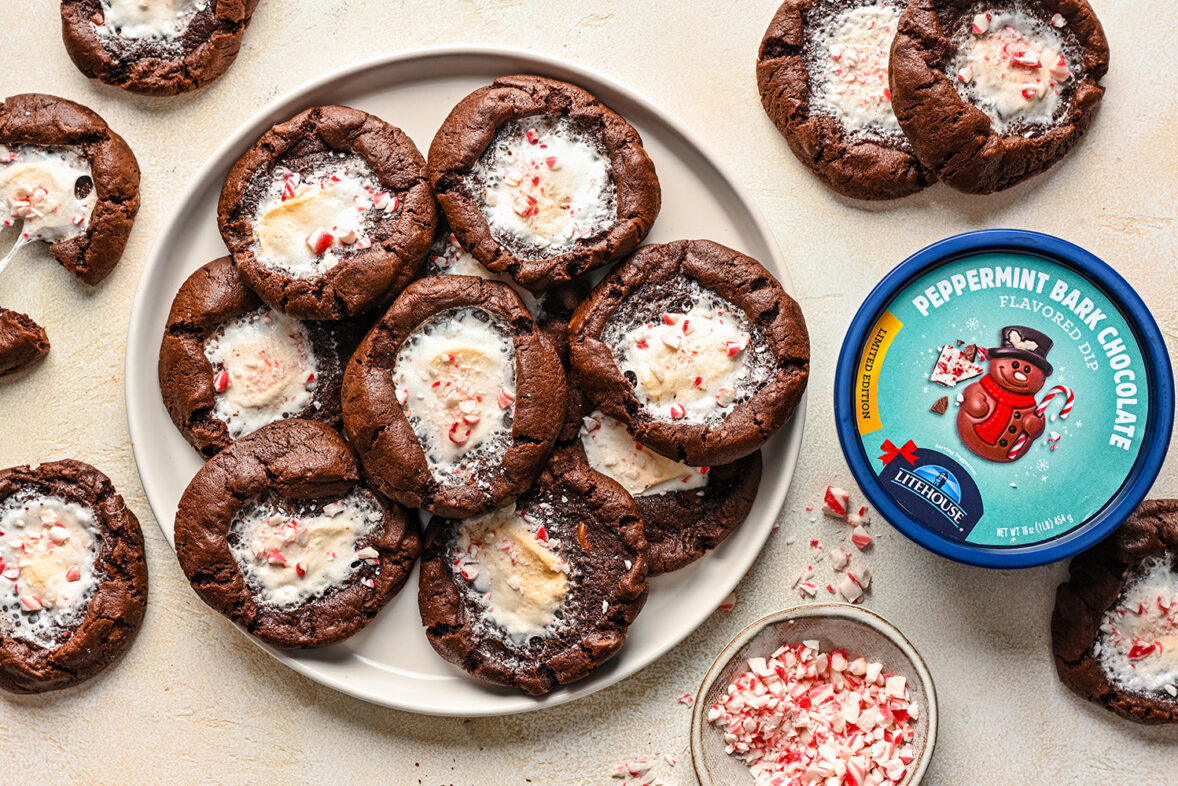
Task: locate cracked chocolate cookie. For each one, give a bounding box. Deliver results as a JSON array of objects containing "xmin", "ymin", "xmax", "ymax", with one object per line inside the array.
[
  {"xmin": 174, "ymin": 418, "xmax": 420, "ymax": 649},
  {"xmin": 0, "ymin": 308, "xmax": 50, "ymax": 377},
  {"xmin": 61, "ymin": 0, "xmax": 260, "ymax": 96},
  {"xmin": 218, "ymin": 104, "xmax": 436, "ymax": 321},
  {"xmin": 757, "ymin": 0, "xmax": 935, "ymax": 200},
  {"xmin": 0, "ymin": 460, "xmax": 147, "ymax": 694},
  {"xmin": 569, "ymin": 240, "xmax": 809, "ymax": 467},
  {"xmin": 158, "ymin": 256, "xmax": 356, "ymax": 458},
  {"xmin": 419, "ymin": 445, "xmax": 648, "ymax": 695},
  {"xmin": 342, "ymin": 275, "xmax": 566, "ymax": 518},
  {"xmin": 890, "ymin": 0, "xmax": 1109, "ymax": 194},
  {"xmin": 0, "ymin": 93, "xmax": 139, "ymax": 285},
  {"xmin": 419, "ymin": 219, "xmax": 587, "ymax": 359},
  {"xmin": 428, "ymin": 74, "xmax": 661, "ymax": 293},
  {"xmin": 1053, "ymin": 499, "xmax": 1178, "ymax": 724},
  {"xmin": 577, "ymin": 410, "xmax": 762, "ymax": 575}
]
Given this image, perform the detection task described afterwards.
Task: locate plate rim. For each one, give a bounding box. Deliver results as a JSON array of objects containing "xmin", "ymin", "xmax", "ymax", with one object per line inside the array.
[{"xmin": 124, "ymin": 43, "xmax": 808, "ymax": 716}]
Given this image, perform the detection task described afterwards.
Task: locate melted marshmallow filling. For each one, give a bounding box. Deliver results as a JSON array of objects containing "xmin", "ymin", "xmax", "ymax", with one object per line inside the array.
[
  {"xmin": 97, "ymin": 0, "xmax": 209, "ymax": 40},
  {"xmin": 467, "ymin": 114, "xmax": 616, "ymax": 256},
  {"xmin": 203, "ymin": 308, "xmax": 320, "ymax": 439},
  {"xmin": 604, "ymin": 280, "xmax": 771, "ymax": 423},
  {"xmin": 0, "ymin": 146, "xmax": 97, "ymax": 244},
  {"xmin": 425, "ymin": 232, "xmax": 543, "ymax": 314},
  {"xmin": 1098, "ymin": 554, "xmax": 1178, "ymax": 696},
  {"xmin": 452, "ymin": 504, "xmax": 572, "ymax": 641},
  {"xmin": 809, "ymin": 2, "xmax": 903, "ymax": 138},
  {"xmin": 0, "ymin": 493, "xmax": 101, "ymax": 649},
  {"xmin": 579, "ymin": 411, "xmax": 708, "ymax": 497},
  {"xmin": 393, "ymin": 307, "xmax": 516, "ymax": 485},
  {"xmin": 251, "ymin": 156, "xmax": 395, "ymax": 278},
  {"xmin": 951, "ymin": 9, "xmax": 1074, "ymax": 133},
  {"xmin": 229, "ymin": 488, "xmax": 382, "ymax": 608}
]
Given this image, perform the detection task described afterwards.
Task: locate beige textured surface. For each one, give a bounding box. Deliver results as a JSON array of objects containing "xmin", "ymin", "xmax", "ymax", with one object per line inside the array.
[{"xmin": 1, "ymin": 1, "xmax": 1176, "ymax": 783}]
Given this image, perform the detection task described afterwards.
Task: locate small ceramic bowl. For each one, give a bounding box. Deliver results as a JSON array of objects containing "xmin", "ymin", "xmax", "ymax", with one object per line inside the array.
[{"xmin": 690, "ymin": 603, "xmax": 938, "ymax": 785}]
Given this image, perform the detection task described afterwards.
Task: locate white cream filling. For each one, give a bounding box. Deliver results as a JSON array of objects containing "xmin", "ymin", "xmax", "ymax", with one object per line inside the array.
[
  {"xmin": 393, "ymin": 307, "xmax": 516, "ymax": 485},
  {"xmin": 579, "ymin": 410, "xmax": 708, "ymax": 497},
  {"xmin": 453, "ymin": 504, "xmax": 570, "ymax": 640},
  {"xmin": 0, "ymin": 493, "xmax": 101, "ymax": 648},
  {"xmin": 427, "ymin": 231, "xmax": 543, "ymax": 314},
  {"xmin": 0, "ymin": 146, "xmax": 96, "ymax": 245},
  {"xmin": 952, "ymin": 10, "xmax": 1073, "ymax": 133},
  {"xmin": 97, "ymin": 0, "xmax": 208, "ymax": 39},
  {"xmin": 252, "ymin": 159, "xmax": 392, "ymax": 278},
  {"xmin": 811, "ymin": 3, "xmax": 903, "ymax": 136},
  {"xmin": 608, "ymin": 281, "xmax": 769, "ymax": 423},
  {"xmin": 203, "ymin": 309, "xmax": 320, "ymax": 439},
  {"xmin": 229, "ymin": 489, "xmax": 382, "ymax": 608},
  {"xmin": 1098, "ymin": 554, "xmax": 1178, "ymax": 695},
  {"xmin": 469, "ymin": 115, "xmax": 616, "ymax": 253}
]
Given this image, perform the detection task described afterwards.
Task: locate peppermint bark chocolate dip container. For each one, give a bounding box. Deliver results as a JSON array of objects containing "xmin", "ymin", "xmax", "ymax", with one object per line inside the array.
[{"xmin": 835, "ymin": 230, "xmax": 1173, "ymax": 568}]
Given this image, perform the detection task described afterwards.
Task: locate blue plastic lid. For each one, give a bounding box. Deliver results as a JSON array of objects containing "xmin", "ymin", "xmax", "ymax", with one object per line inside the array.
[{"xmin": 834, "ymin": 230, "xmax": 1174, "ymax": 568}]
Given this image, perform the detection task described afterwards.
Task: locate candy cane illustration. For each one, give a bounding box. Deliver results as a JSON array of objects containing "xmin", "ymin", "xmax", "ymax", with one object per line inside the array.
[
  {"xmin": 1036, "ymin": 385, "xmax": 1075, "ymax": 421},
  {"xmin": 1006, "ymin": 433, "xmax": 1029, "ymax": 461}
]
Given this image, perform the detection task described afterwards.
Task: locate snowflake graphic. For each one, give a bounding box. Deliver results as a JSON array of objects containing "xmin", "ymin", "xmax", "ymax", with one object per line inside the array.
[
  {"xmin": 1035, "ymin": 459, "xmax": 1050, "ymax": 472},
  {"xmin": 1041, "ymin": 475, "xmax": 1049, "ymax": 482},
  {"xmin": 965, "ymin": 317, "xmax": 980, "ymax": 332}
]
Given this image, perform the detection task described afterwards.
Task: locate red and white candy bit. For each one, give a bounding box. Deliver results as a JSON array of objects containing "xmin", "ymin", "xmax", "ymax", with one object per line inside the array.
[
  {"xmin": 497, "ymin": 387, "xmax": 515, "ymax": 409},
  {"xmin": 707, "ymin": 641, "xmax": 917, "ymax": 786},
  {"xmin": 449, "ymin": 422, "xmax": 471, "ymax": 445},
  {"xmin": 212, "ymin": 369, "xmax": 229, "ymax": 393},
  {"xmin": 830, "ymin": 547, "xmax": 851, "ymax": 571},
  {"xmin": 266, "ymin": 550, "xmax": 287, "ymax": 566},
  {"xmin": 20, "ymin": 594, "xmax": 43, "ymax": 612},
  {"xmin": 336, "ymin": 227, "xmax": 359, "ymax": 245},
  {"xmin": 677, "ymin": 692, "xmax": 695, "ymax": 707},
  {"xmin": 356, "ymin": 237, "xmax": 373, "ymax": 249},
  {"xmin": 846, "ymin": 506, "xmax": 870, "ymax": 528},
  {"xmin": 851, "ymin": 526, "xmax": 873, "ymax": 550},
  {"xmin": 1037, "ymin": 385, "xmax": 1076, "ymax": 420},
  {"xmin": 525, "ymin": 127, "xmax": 540, "ymax": 145},
  {"xmin": 356, "ymin": 546, "xmax": 380, "ymax": 564},
  {"xmin": 957, "ymin": 65, "xmax": 974, "ymax": 83},
  {"xmin": 717, "ymin": 591, "xmax": 737, "ymax": 612},
  {"xmin": 306, "ymin": 227, "xmax": 334, "ymax": 255},
  {"xmin": 0, "ymin": 144, "xmax": 15, "ymax": 163},
  {"xmin": 281, "ymin": 172, "xmax": 301, "ymax": 201},
  {"xmin": 65, "ymin": 564, "xmax": 82, "ymax": 582},
  {"xmin": 971, "ymin": 11, "xmax": 991, "ymax": 34},
  {"xmin": 822, "ymin": 487, "xmax": 851, "ymax": 519},
  {"xmin": 295, "ymin": 562, "xmax": 307, "ymax": 578},
  {"xmin": 716, "ymin": 386, "xmax": 737, "ymax": 407},
  {"xmin": 1051, "ymin": 12, "xmax": 1067, "ymax": 27},
  {"xmin": 669, "ymin": 403, "xmax": 687, "ymax": 420}
]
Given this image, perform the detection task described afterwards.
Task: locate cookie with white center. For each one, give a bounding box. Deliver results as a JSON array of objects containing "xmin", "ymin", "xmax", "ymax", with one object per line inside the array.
[
  {"xmin": 576, "ymin": 410, "xmax": 762, "ymax": 575},
  {"xmin": 218, "ymin": 105, "xmax": 436, "ymax": 321},
  {"xmin": 61, "ymin": 0, "xmax": 260, "ymax": 96},
  {"xmin": 342, "ymin": 275, "xmax": 567, "ymax": 518},
  {"xmin": 0, "ymin": 308, "xmax": 50, "ymax": 377},
  {"xmin": 428, "ymin": 74, "xmax": 661, "ymax": 294},
  {"xmin": 174, "ymin": 419, "xmax": 420, "ymax": 649},
  {"xmin": 0, "ymin": 460, "xmax": 147, "ymax": 694},
  {"xmin": 418, "ymin": 219, "xmax": 587, "ymax": 360},
  {"xmin": 890, "ymin": 0, "xmax": 1109, "ymax": 194},
  {"xmin": 419, "ymin": 445, "xmax": 648, "ymax": 695},
  {"xmin": 1053, "ymin": 499, "xmax": 1178, "ymax": 724},
  {"xmin": 757, "ymin": 0, "xmax": 935, "ymax": 200},
  {"xmin": 158, "ymin": 256, "xmax": 356, "ymax": 457},
  {"xmin": 569, "ymin": 240, "xmax": 809, "ymax": 467},
  {"xmin": 0, "ymin": 93, "xmax": 140, "ymax": 284}
]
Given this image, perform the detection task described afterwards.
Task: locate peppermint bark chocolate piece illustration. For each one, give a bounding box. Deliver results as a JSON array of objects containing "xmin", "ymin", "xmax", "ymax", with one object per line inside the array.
[{"xmin": 957, "ymin": 326, "xmax": 1052, "ymax": 463}]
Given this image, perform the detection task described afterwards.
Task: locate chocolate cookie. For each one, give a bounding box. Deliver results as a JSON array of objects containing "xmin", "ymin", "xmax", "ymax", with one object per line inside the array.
[
  {"xmin": 0, "ymin": 308, "xmax": 50, "ymax": 377},
  {"xmin": 218, "ymin": 104, "xmax": 436, "ymax": 321},
  {"xmin": 1052, "ymin": 499, "xmax": 1178, "ymax": 724},
  {"xmin": 342, "ymin": 275, "xmax": 567, "ymax": 518},
  {"xmin": 61, "ymin": 0, "xmax": 260, "ymax": 96},
  {"xmin": 889, "ymin": 0, "xmax": 1109, "ymax": 194},
  {"xmin": 428, "ymin": 74, "xmax": 661, "ymax": 293},
  {"xmin": 576, "ymin": 410, "xmax": 762, "ymax": 575},
  {"xmin": 0, "ymin": 93, "xmax": 140, "ymax": 285},
  {"xmin": 0, "ymin": 460, "xmax": 147, "ymax": 694},
  {"xmin": 158, "ymin": 256, "xmax": 357, "ymax": 457},
  {"xmin": 419, "ymin": 219, "xmax": 587, "ymax": 359},
  {"xmin": 569, "ymin": 240, "xmax": 810, "ymax": 467},
  {"xmin": 419, "ymin": 445, "xmax": 648, "ymax": 695},
  {"xmin": 174, "ymin": 419, "xmax": 420, "ymax": 649},
  {"xmin": 757, "ymin": 0, "xmax": 935, "ymax": 200}
]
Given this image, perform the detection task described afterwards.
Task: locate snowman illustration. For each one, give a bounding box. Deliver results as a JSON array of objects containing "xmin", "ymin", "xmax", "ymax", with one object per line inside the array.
[{"xmin": 957, "ymin": 326, "xmax": 1054, "ymax": 463}]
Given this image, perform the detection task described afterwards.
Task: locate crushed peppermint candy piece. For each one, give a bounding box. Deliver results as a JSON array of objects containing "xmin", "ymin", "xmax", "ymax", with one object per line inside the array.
[
  {"xmin": 708, "ymin": 641, "xmax": 918, "ymax": 786},
  {"xmin": 717, "ymin": 591, "xmax": 736, "ymax": 612},
  {"xmin": 822, "ymin": 487, "xmax": 850, "ymax": 518},
  {"xmin": 851, "ymin": 526, "xmax": 873, "ymax": 550},
  {"xmin": 830, "ymin": 546, "xmax": 851, "ymax": 571},
  {"xmin": 676, "ymin": 692, "xmax": 695, "ymax": 707},
  {"xmin": 846, "ymin": 506, "xmax": 870, "ymax": 528},
  {"xmin": 1050, "ymin": 12, "xmax": 1067, "ymax": 27}
]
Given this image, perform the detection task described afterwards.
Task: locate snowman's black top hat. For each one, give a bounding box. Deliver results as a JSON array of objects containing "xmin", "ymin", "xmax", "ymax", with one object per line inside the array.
[{"xmin": 988, "ymin": 325, "xmax": 1053, "ymax": 375}]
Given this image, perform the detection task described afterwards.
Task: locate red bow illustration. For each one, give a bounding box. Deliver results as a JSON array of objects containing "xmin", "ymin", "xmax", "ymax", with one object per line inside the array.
[{"xmin": 879, "ymin": 439, "xmax": 918, "ymax": 466}]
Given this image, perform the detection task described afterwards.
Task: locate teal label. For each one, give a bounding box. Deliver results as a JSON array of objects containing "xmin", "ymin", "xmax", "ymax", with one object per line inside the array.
[{"xmin": 853, "ymin": 252, "xmax": 1149, "ymax": 547}]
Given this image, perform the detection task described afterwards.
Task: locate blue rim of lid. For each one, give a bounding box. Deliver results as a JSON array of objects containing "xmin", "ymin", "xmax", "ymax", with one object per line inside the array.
[{"xmin": 834, "ymin": 229, "xmax": 1175, "ymax": 569}]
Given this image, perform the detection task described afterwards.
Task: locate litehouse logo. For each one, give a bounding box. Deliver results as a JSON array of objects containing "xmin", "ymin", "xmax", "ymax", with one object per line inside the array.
[{"xmin": 879, "ymin": 447, "xmax": 984, "ymax": 543}]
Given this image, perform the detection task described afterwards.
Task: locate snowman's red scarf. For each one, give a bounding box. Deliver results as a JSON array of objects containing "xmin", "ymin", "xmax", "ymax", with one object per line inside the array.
[{"xmin": 974, "ymin": 375, "xmax": 1037, "ymax": 446}]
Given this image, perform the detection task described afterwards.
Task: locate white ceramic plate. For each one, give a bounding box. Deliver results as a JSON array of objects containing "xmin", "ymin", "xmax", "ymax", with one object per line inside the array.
[{"xmin": 125, "ymin": 46, "xmax": 806, "ymax": 716}]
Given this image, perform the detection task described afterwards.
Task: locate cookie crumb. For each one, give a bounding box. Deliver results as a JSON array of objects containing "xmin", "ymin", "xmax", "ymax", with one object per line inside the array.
[{"xmin": 930, "ymin": 396, "xmax": 949, "ymax": 415}]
